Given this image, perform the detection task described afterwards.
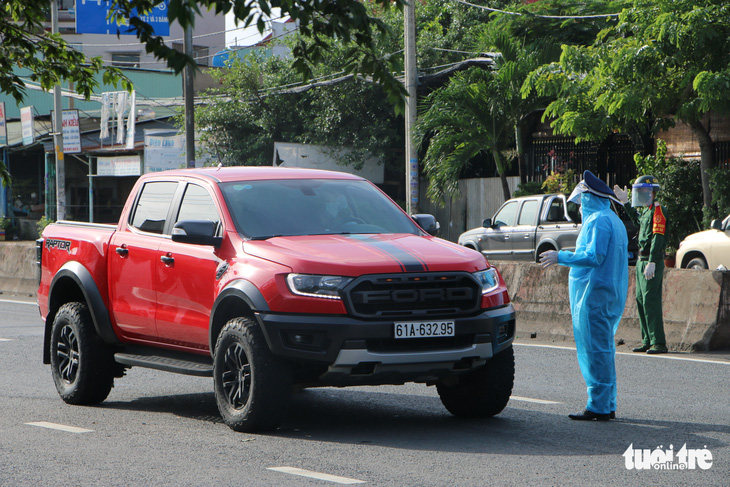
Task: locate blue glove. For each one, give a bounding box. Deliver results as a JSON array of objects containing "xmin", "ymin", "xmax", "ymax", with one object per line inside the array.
[{"xmin": 540, "ymin": 250, "xmax": 559, "ymax": 269}]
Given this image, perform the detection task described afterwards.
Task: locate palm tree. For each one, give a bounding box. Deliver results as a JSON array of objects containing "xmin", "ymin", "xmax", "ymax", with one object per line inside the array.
[{"xmin": 415, "ymin": 32, "xmax": 554, "ymax": 203}]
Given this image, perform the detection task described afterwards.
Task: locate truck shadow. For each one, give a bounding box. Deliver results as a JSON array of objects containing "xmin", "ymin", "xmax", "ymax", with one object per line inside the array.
[{"xmin": 102, "ymin": 387, "xmax": 729, "ymax": 457}]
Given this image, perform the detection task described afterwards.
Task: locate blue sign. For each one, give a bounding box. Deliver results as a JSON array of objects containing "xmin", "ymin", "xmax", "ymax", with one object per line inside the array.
[{"xmin": 76, "ymin": 0, "xmax": 170, "ymax": 36}]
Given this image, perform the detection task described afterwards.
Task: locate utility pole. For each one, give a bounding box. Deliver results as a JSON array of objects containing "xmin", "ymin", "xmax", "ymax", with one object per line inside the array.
[
  {"xmin": 51, "ymin": 0, "xmax": 65, "ymax": 220},
  {"xmin": 404, "ymin": 0, "xmax": 418, "ymax": 214},
  {"xmin": 183, "ymin": 24, "xmax": 195, "ymax": 168}
]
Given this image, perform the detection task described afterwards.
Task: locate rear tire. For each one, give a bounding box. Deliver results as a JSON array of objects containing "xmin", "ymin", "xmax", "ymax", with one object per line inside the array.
[
  {"xmin": 50, "ymin": 302, "xmax": 115, "ymax": 405},
  {"xmin": 213, "ymin": 317, "xmax": 291, "ymax": 432},
  {"xmin": 686, "ymin": 257, "xmax": 708, "ymax": 270},
  {"xmin": 437, "ymin": 346, "xmax": 514, "ymax": 418}
]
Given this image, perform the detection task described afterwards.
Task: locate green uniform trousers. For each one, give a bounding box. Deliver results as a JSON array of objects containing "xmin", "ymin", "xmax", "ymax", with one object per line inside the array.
[{"xmin": 635, "ymin": 260, "xmax": 666, "ymax": 346}]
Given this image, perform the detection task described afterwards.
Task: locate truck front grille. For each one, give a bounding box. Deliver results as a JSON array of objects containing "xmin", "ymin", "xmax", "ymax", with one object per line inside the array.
[{"xmin": 343, "ymin": 272, "xmax": 481, "ymax": 319}]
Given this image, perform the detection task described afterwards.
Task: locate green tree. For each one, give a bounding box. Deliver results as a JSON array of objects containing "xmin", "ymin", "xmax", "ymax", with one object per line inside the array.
[
  {"xmin": 412, "ymin": 0, "xmax": 627, "ymax": 204},
  {"xmin": 194, "ymin": 49, "xmax": 402, "ymax": 169},
  {"xmin": 523, "ymin": 0, "xmax": 730, "ymax": 217},
  {"xmin": 2, "ymin": 0, "xmax": 410, "ymax": 185},
  {"xmin": 1, "ymin": 2, "xmax": 130, "ymax": 105},
  {"xmin": 193, "ymin": 0, "xmax": 496, "ymax": 173},
  {"xmin": 414, "ymin": 29, "xmax": 557, "ymax": 203},
  {"xmin": 415, "ymin": 67, "xmax": 511, "ymax": 203},
  {"xmin": 2, "ymin": 0, "xmax": 406, "ymax": 103}
]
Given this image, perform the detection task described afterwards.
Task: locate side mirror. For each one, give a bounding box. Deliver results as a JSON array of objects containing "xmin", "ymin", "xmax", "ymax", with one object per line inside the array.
[
  {"xmin": 710, "ymin": 219, "xmax": 723, "ymax": 231},
  {"xmin": 412, "ymin": 214, "xmax": 440, "ymax": 236},
  {"xmin": 172, "ymin": 220, "xmax": 223, "ymax": 247},
  {"xmin": 482, "ymin": 218, "xmax": 492, "ymax": 228}
]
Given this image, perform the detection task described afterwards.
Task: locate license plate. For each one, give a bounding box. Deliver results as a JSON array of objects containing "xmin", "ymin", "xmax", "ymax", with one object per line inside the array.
[{"xmin": 394, "ymin": 321, "xmax": 455, "ymax": 339}]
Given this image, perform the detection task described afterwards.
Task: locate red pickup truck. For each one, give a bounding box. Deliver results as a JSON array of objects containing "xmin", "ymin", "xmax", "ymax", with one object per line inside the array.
[{"xmin": 37, "ymin": 167, "xmax": 516, "ymax": 432}]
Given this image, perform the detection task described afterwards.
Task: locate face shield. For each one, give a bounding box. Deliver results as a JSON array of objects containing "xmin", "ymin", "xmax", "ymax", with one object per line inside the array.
[
  {"xmin": 631, "ymin": 184, "xmax": 654, "ymax": 207},
  {"xmin": 568, "ymin": 181, "xmax": 589, "ymax": 205}
]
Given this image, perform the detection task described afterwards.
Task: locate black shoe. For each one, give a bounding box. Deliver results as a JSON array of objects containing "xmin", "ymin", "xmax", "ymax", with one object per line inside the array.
[
  {"xmin": 568, "ymin": 409, "xmax": 611, "ymax": 421},
  {"xmin": 610, "ymin": 411, "xmax": 616, "ymax": 419},
  {"xmin": 632, "ymin": 344, "xmax": 651, "ymax": 352},
  {"xmin": 647, "ymin": 345, "xmax": 668, "ymax": 354}
]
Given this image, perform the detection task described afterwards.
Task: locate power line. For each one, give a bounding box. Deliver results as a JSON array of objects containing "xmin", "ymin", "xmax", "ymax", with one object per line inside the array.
[
  {"xmin": 431, "ymin": 47, "xmax": 499, "ymax": 56},
  {"xmin": 451, "ymin": 0, "xmax": 620, "ymax": 19}
]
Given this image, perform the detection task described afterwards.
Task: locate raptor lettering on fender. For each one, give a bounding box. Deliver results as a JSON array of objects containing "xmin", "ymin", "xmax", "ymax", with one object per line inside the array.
[{"xmin": 45, "ymin": 238, "xmax": 72, "ymax": 252}]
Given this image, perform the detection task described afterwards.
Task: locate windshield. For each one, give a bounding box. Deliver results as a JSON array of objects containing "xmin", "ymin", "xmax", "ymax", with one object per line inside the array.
[{"xmin": 220, "ymin": 179, "xmax": 420, "ymax": 239}]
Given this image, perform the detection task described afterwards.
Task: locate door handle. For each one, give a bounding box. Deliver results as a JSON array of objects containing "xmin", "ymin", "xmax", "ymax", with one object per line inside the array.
[
  {"xmin": 160, "ymin": 255, "xmax": 175, "ymax": 266},
  {"xmin": 115, "ymin": 246, "xmax": 128, "ymax": 257}
]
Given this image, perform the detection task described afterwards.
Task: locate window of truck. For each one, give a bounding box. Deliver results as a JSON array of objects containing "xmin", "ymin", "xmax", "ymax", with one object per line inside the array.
[
  {"xmin": 129, "ymin": 181, "xmax": 179, "ymax": 234},
  {"xmin": 219, "ymin": 179, "xmax": 419, "ymax": 239},
  {"xmin": 175, "ymin": 183, "xmax": 221, "ymax": 233}
]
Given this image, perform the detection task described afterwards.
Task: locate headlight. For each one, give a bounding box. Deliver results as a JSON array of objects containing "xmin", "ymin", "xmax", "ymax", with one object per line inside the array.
[
  {"xmin": 286, "ymin": 274, "xmax": 352, "ymax": 299},
  {"xmin": 474, "ymin": 268, "xmax": 500, "ymax": 294}
]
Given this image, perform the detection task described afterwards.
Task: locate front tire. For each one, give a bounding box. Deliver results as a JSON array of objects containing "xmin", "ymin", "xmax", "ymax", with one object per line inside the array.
[
  {"xmin": 213, "ymin": 317, "xmax": 291, "ymax": 432},
  {"xmin": 50, "ymin": 302, "xmax": 115, "ymax": 405},
  {"xmin": 686, "ymin": 257, "xmax": 708, "ymax": 270},
  {"xmin": 437, "ymin": 346, "xmax": 514, "ymax": 418}
]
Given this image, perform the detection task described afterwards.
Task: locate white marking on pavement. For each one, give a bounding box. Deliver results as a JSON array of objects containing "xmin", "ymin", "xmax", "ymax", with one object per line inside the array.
[
  {"xmin": 510, "ymin": 395, "xmax": 561, "ymax": 405},
  {"xmin": 516, "ymin": 343, "xmax": 576, "ymax": 351},
  {"xmin": 514, "ymin": 342, "xmax": 730, "ymax": 365},
  {"xmin": 0, "ymin": 299, "xmax": 37, "ymax": 306},
  {"xmin": 26, "ymin": 422, "xmax": 94, "ymax": 434},
  {"xmin": 267, "ymin": 467, "xmax": 365, "ymax": 484},
  {"xmin": 0, "ymin": 338, "xmax": 12, "ymax": 341}
]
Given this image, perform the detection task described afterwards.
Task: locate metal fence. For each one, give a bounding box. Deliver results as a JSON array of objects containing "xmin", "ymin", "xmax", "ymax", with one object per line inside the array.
[{"xmin": 527, "ymin": 134, "xmax": 638, "ymax": 187}]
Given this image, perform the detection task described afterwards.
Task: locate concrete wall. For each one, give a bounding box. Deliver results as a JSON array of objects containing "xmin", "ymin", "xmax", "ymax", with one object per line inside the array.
[
  {"xmin": 419, "ymin": 177, "xmax": 520, "ymax": 243},
  {"xmin": 497, "ymin": 262, "xmax": 730, "ymax": 352},
  {"xmin": 0, "ymin": 242, "xmax": 38, "ymax": 297},
  {"xmin": 4, "ymin": 241, "xmax": 728, "ymax": 351}
]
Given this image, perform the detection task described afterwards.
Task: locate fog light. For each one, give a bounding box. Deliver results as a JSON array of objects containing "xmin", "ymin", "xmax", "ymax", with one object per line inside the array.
[
  {"xmin": 293, "ymin": 334, "xmax": 313, "ymax": 345},
  {"xmin": 282, "ymin": 331, "xmax": 329, "ymax": 352}
]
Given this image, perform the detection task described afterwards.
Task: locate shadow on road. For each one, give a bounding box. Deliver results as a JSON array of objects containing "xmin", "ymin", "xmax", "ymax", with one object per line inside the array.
[{"xmin": 101, "ymin": 387, "xmax": 729, "ymax": 457}]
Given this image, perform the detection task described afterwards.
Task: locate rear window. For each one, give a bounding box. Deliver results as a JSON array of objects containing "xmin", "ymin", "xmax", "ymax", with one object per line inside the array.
[{"xmin": 130, "ymin": 181, "xmax": 178, "ymax": 234}]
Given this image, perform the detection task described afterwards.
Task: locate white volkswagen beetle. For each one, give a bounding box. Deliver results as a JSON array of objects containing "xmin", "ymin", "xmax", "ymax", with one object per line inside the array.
[{"xmin": 676, "ymin": 214, "xmax": 730, "ymax": 270}]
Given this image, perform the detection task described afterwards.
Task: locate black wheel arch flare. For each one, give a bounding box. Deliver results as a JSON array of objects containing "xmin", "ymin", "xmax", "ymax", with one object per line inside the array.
[
  {"xmin": 43, "ymin": 261, "xmax": 118, "ymax": 363},
  {"xmin": 209, "ymin": 280, "xmax": 270, "ymax": 356}
]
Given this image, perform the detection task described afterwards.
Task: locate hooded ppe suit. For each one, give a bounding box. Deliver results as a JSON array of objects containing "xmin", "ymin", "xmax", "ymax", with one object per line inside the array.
[{"xmin": 557, "ymin": 192, "xmax": 629, "ymax": 415}]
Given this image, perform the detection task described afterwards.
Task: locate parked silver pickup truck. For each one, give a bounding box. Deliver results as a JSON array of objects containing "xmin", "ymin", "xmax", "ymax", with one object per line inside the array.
[{"xmin": 458, "ymin": 193, "xmax": 638, "ymax": 264}]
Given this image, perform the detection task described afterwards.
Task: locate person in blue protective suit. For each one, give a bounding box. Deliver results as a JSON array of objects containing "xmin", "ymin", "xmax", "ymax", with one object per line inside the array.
[{"xmin": 540, "ymin": 171, "xmax": 629, "ymax": 421}]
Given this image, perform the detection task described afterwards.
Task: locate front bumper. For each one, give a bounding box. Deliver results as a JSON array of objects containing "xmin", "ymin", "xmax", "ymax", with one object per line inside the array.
[{"xmin": 256, "ymin": 304, "xmax": 515, "ymax": 385}]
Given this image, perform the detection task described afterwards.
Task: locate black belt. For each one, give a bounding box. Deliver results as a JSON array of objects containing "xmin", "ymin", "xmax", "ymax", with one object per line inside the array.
[{"xmin": 639, "ymin": 251, "xmax": 650, "ymax": 257}]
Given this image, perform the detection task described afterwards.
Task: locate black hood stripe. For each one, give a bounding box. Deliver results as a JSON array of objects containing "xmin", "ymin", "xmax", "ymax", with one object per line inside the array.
[{"xmin": 349, "ymin": 236, "xmax": 428, "ymax": 272}]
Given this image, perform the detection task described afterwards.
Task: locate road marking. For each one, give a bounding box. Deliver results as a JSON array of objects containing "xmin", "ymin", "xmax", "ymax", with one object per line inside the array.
[
  {"xmin": 514, "ymin": 342, "xmax": 730, "ymax": 365},
  {"xmin": 267, "ymin": 467, "xmax": 365, "ymax": 484},
  {"xmin": 515, "ymin": 343, "xmax": 577, "ymax": 351},
  {"xmin": 0, "ymin": 338, "xmax": 12, "ymax": 342},
  {"xmin": 0, "ymin": 299, "xmax": 36, "ymax": 306},
  {"xmin": 26, "ymin": 422, "xmax": 94, "ymax": 434},
  {"xmin": 510, "ymin": 395, "xmax": 561, "ymax": 405}
]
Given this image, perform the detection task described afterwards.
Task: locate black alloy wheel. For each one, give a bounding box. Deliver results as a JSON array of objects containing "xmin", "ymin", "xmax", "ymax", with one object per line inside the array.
[{"xmin": 213, "ymin": 317, "xmax": 292, "ymax": 432}]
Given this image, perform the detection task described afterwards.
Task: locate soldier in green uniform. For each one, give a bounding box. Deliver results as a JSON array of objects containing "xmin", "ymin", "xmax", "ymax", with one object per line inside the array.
[{"xmin": 614, "ymin": 176, "xmax": 668, "ymax": 354}]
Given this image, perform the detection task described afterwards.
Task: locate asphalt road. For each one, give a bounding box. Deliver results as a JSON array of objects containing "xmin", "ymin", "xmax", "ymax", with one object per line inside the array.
[{"xmin": 1, "ymin": 296, "xmax": 728, "ymax": 486}]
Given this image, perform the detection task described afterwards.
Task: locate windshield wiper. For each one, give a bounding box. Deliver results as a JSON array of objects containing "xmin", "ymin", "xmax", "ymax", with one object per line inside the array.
[{"xmin": 249, "ymin": 234, "xmax": 291, "ymax": 240}]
